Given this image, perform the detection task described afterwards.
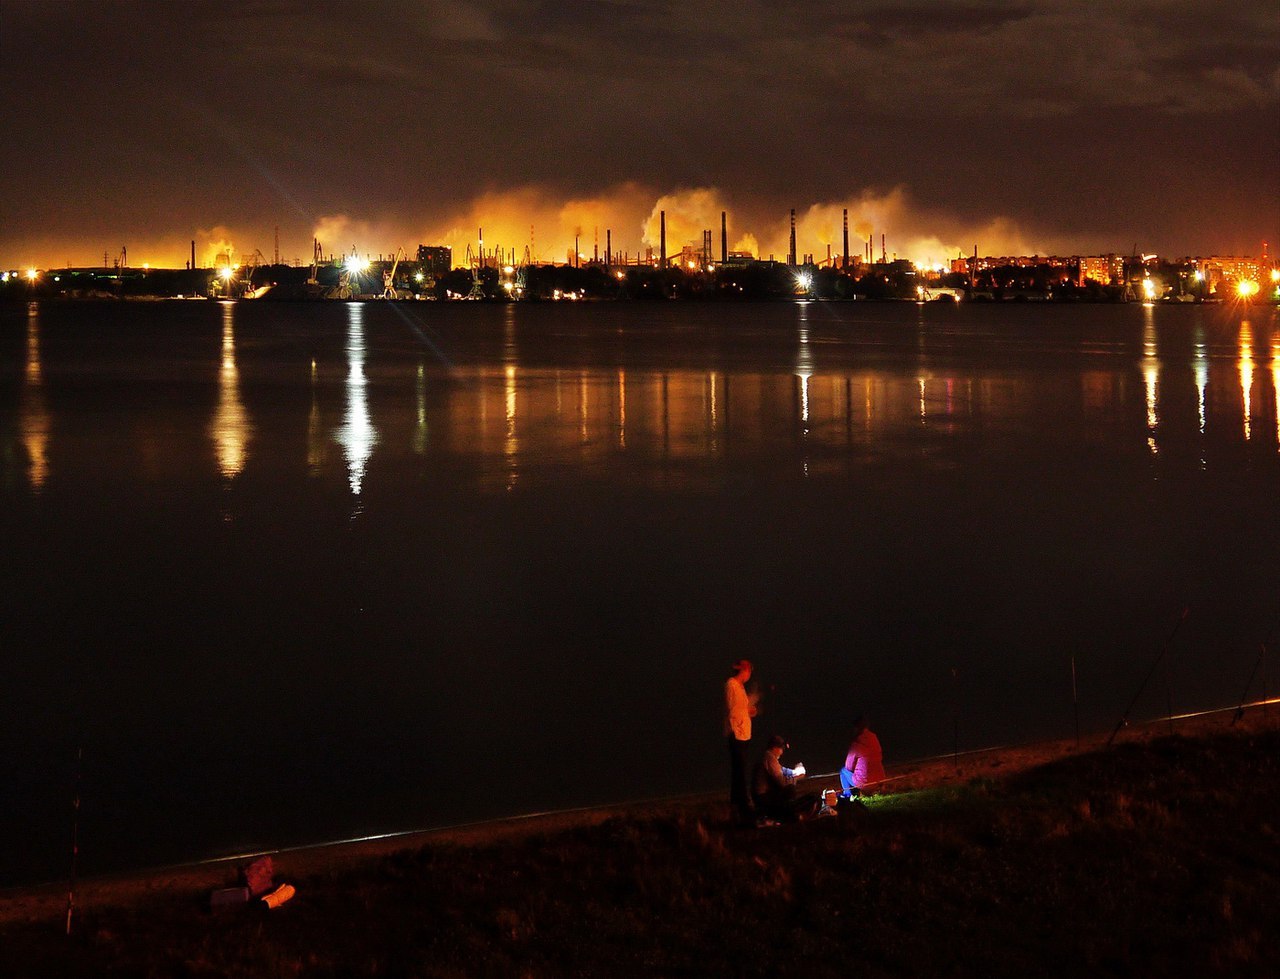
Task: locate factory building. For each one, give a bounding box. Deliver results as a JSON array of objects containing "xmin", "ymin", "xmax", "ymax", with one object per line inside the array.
[{"xmin": 416, "ymin": 245, "xmax": 452, "ymax": 276}]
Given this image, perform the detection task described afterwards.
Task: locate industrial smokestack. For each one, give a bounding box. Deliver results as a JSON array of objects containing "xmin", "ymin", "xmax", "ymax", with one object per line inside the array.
[
  {"xmin": 721, "ymin": 211, "xmax": 727, "ymax": 264},
  {"xmin": 191, "ymin": 239, "xmax": 196, "ymax": 271},
  {"xmin": 842, "ymin": 209, "xmax": 849, "ymax": 270},
  {"xmin": 660, "ymin": 211, "xmax": 666, "ymax": 268},
  {"xmin": 789, "ymin": 209, "xmax": 797, "ymax": 267},
  {"xmin": 606, "ymin": 229, "xmax": 612, "ymax": 268},
  {"xmin": 881, "ymin": 234, "xmax": 886, "ymax": 264}
]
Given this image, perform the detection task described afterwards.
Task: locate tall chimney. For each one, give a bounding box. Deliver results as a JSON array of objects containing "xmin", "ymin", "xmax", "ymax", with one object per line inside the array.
[
  {"xmin": 789, "ymin": 209, "xmax": 797, "ymax": 267},
  {"xmin": 721, "ymin": 211, "xmax": 727, "ymax": 264},
  {"xmin": 606, "ymin": 229, "xmax": 612, "ymax": 268},
  {"xmin": 660, "ymin": 211, "xmax": 666, "ymax": 268},
  {"xmin": 191, "ymin": 239, "xmax": 196, "ymax": 271},
  {"xmin": 842, "ymin": 209, "xmax": 849, "ymax": 270},
  {"xmin": 881, "ymin": 234, "xmax": 886, "ymax": 264}
]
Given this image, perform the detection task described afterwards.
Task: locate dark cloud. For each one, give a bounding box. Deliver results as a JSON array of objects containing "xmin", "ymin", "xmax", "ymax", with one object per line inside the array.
[{"xmin": 0, "ymin": 0, "xmax": 1275, "ymax": 266}]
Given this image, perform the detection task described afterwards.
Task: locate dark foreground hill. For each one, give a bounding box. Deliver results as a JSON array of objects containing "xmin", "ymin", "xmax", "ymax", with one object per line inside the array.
[{"xmin": 3, "ymin": 711, "xmax": 1278, "ymax": 977}]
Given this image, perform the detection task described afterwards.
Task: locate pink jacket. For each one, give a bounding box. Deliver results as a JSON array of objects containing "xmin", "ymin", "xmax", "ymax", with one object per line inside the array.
[{"xmin": 843, "ymin": 730, "xmax": 885, "ymax": 788}]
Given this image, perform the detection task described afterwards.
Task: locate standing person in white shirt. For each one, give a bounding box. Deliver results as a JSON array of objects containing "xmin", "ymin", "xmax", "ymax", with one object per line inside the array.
[{"xmin": 724, "ymin": 658, "xmax": 758, "ymax": 827}]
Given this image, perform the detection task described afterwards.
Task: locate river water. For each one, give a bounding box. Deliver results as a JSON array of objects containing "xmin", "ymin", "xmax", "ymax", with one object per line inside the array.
[{"xmin": 2, "ymin": 297, "xmax": 1277, "ymax": 885}]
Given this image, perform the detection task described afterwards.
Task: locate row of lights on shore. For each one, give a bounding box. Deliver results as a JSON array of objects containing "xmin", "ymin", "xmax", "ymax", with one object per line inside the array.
[{"xmin": 6, "ymin": 265, "xmax": 1279, "ymax": 299}]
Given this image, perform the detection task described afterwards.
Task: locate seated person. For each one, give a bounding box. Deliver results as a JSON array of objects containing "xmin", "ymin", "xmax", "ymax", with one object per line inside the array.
[
  {"xmin": 839, "ymin": 714, "xmax": 885, "ymax": 798},
  {"xmin": 751, "ymin": 734, "xmax": 810, "ymax": 822},
  {"xmin": 815, "ymin": 788, "xmax": 840, "ymax": 818}
]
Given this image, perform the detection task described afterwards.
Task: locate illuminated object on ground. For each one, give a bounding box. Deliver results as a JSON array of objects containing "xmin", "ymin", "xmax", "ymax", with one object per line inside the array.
[
  {"xmin": 796, "ymin": 272, "xmax": 812, "ymax": 291},
  {"xmin": 26, "ymin": 268, "xmax": 38, "ymax": 281},
  {"xmin": 1237, "ymin": 280, "xmax": 1258, "ymax": 298},
  {"xmin": 220, "ymin": 267, "xmax": 234, "ymax": 281},
  {"xmin": 1142, "ymin": 278, "xmax": 1157, "ymax": 300},
  {"xmin": 414, "ymin": 271, "xmax": 424, "ymax": 283}
]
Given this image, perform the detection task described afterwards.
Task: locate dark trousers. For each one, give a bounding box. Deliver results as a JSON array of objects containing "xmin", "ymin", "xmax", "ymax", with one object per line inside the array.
[{"xmin": 728, "ymin": 736, "xmax": 753, "ymax": 823}]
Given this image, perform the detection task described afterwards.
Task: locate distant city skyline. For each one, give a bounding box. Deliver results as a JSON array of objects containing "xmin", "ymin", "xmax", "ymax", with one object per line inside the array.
[{"xmin": 1, "ymin": 0, "xmax": 1276, "ymax": 268}]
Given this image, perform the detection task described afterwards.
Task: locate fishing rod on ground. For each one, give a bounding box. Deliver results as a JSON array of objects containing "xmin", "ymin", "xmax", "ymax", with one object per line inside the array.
[
  {"xmin": 1107, "ymin": 605, "xmax": 1189, "ymax": 748},
  {"xmin": 1070, "ymin": 654, "xmax": 1080, "ymax": 748},
  {"xmin": 1231, "ymin": 616, "xmax": 1276, "ymax": 726},
  {"xmin": 65, "ymin": 744, "xmax": 83, "ymax": 937},
  {"xmin": 951, "ymin": 664, "xmax": 960, "ymax": 773}
]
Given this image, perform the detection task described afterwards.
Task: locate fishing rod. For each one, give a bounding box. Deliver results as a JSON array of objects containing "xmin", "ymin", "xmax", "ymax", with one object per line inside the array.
[
  {"xmin": 1107, "ymin": 606, "xmax": 1189, "ymax": 747},
  {"xmin": 1071, "ymin": 654, "xmax": 1080, "ymax": 747},
  {"xmin": 1231, "ymin": 617, "xmax": 1276, "ymax": 725},
  {"xmin": 65, "ymin": 745, "xmax": 82, "ymax": 937}
]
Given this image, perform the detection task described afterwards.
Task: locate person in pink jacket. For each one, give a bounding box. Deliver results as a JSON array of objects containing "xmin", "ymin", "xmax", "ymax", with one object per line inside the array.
[{"xmin": 839, "ymin": 714, "xmax": 885, "ymax": 798}]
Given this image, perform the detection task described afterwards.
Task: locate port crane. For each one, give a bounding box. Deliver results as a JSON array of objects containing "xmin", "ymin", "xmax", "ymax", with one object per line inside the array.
[
  {"xmin": 337, "ymin": 246, "xmax": 366, "ymax": 300},
  {"xmin": 306, "ymin": 239, "xmax": 323, "ymax": 286},
  {"xmin": 240, "ymin": 249, "xmax": 265, "ymax": 298},
  {"xmin": 381, "ymin": 247, "xmax": 405, "ymax": 300},
  {"xmin": 465, "ymin": 237, "xmax": 487, "ymax": 300}
]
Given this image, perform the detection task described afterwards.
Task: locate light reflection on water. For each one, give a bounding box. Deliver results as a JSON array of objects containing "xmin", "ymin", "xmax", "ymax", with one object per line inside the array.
[
  {"xmin": 1239, "ymin": 320, "xmax": 1253, "ymax": 442},
  {"xmin": 21, "ymin": 302, "xmax": 48, "ymax": 491},
  {"xmin": 337, "ymin": 302, "xmax": 377, "ymax": 498},
  {"xmin": 1194, "ymin": 327, "xmax": 1208, "ymax": 437},
  {"xmin": 1273, "ymin": 334, "xmax": 1280, "ymax": 449},
  {"xmin": 211, "ymin": 300, "xmax": 251, "ymax": 480},
  {"xmin": 1142, "ymin": 303, "xmax": 1159, "ymax": 456},
  {"xmin": 9, "ymin": 303, "xmax": 1279, "ymax": 496},
  {"xmin": 414, "ymin": 362, "xmax": 427, "ymax": 455}
]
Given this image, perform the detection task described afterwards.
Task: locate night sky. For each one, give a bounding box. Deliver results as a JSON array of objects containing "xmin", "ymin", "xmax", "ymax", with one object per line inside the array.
[{"xmin": 2, "ymin": 0, "xmax": 1277, "ymax": 269}]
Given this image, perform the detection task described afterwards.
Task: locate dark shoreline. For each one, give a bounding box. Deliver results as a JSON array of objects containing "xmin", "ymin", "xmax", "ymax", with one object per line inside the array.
[{"xmin": 4, "ymin": 707, "xmax": 1278, "ymax": 976}]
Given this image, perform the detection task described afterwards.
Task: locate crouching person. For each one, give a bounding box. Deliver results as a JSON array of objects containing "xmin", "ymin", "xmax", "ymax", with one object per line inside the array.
[
  {"xmin": 839, "ymin": 714, "xmax": 885, "ymax": 798},
  {"xmin": 751, "ymin": 735, "xmax": 813, "ymax": 824}
]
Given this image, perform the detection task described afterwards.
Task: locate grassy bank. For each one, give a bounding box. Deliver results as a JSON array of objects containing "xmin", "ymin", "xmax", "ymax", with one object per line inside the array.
[{"xmin": 3, "ymin": 712, "xmax": 1278, "ymax": 977}]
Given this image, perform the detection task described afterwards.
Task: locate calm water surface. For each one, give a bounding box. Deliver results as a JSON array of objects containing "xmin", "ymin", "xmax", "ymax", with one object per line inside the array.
[{"xmin": 2, "ymin": 298, "xmax": 1278, "ymax": 884}]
